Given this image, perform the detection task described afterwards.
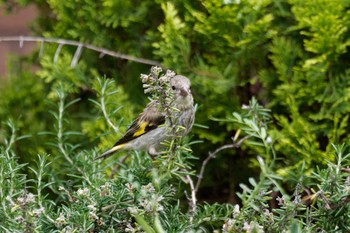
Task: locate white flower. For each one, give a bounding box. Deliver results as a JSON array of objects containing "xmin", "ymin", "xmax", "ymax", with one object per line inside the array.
[
  {"xmin": 100, "ymin": 182, "xmax": 112, "ymax": 197},
  {"xmin": 88, "ymin": 204, "xmax": 96, "ymax": 212},
  {"xmin": 139, "ymin": 198, "xmax": 152, "ymax": 212},
  {"xmin": 276, "ymin": 196, "xmax": 284, "ymax": 206},
  {"xmin": 139, "ymin": 194, "xmax": 164, "ymax": 213},
  {"xmin": 125, "ymin": 223, "xmax": 137, "ymax": 232},
  {"xmin": 159, "ymin": 70, "xmax": 174, "ymax": 84},
  {"xmin": 26, "ymin": 193, "xmax": 35, "ymax": 203},
  {"xmin": 243, "ymin": 222, "xmax": 252, "ymax": 231},
  {"xmin": 140, "ymin": 183, "xmax": 155, "ymax": 196},
  {"xmin": 33, "ymin": 207, "xmax": 44, "ymax": 217},
  {"xmin": 55, "ymin": 212, "xmax": 66, "ymax": 228},
  {"xmin": 151, "ymin": 66, "xmax": 162, "ymax": 76},
  {"xmin": 76, "ymin": 187, "xmax": 89, "ymax": 196},
  {"xmin": 89, "ymin": 211, "xmax": 99, "ymax": 220},
  {"xmin": 6, "ymin": 195, "xmax": 20, "ymax": 212},
  {"xmin": 243, "ymin": 221, "xmax": 264, "ymax": 233},
  {"xmin": 15, "ymin": 215, "xmax": 25, "ymax": 223},
  {"xmin": 127, "ymin": 206, "xmax": 138, "ymax": 215},
  {"xmin": 222, "ymin": 219, "xmax": 234, "ymax": 232},
  {"xmin": 61, "ymin": 226, "xmax": 73, "ymax": 233},
  {"xmin": 233, "ymin": 204, "xmax": 240, "ymax": 217},
  {"xmin": 16, "ymin": 197, "xmax": 25, "ymax": 206},
  {"xmin": 140, "ymin": 74, "xmax": 152, "ymax": 83}
]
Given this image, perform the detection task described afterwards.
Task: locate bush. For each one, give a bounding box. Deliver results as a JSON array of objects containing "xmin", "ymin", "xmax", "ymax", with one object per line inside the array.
[
  {"xmin": 2, "ymin": 89, "xmax": 350, "ymax": 231},
  {"xmin": 1, "ymin": 0, "xmax": 350, "ymax": 231}
]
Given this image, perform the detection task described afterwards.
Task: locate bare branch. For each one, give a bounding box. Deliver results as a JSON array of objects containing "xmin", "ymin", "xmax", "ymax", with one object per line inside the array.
[
  {"xmin": 0, "ymin": 36, "xmax": 162, "ymax": 66},
  {"xmin": 195, "ymin": 135, "xmax": 251, "ymax": 192},
  {"xmin": 184, "ymin": 174, "xmax": 197, "ymax": 225}
]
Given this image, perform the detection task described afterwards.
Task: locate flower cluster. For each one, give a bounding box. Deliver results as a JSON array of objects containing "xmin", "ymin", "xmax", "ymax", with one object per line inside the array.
[
  {"xmin": 56, "ymin": 184, "xmax": 106, "ymax": 229},
  {"xmin": 140, "ymin": 66, "xmax": 176, "ymax": 101},
  {"xmin": 55, "ymin": 212, "xmax": 67, "ymax": 228},
  {"xmin": 99, "ymin": 182, "xmax": 112, "ymax": 197},
  {"xmin": 6, "ymin": 192, "xmax": 45, "ymax": 221},
  {"xmin": 127, "ymin": 183, "xmax": 164, "ymax": 215},
  {"xmin": 222, "ymin": 204, "xmax": 240, "ymax": 232}
]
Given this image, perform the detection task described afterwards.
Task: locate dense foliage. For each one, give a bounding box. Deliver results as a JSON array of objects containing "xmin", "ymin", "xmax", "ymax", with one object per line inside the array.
[{"xmin": 1, "ymin": 0, "xmax": 350, "ymax": 231}]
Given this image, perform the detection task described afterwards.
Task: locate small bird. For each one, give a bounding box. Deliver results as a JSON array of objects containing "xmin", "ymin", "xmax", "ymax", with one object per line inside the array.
[{"xmin": 94, "ymin": 75, "xmax": 195, "ymax": 160}]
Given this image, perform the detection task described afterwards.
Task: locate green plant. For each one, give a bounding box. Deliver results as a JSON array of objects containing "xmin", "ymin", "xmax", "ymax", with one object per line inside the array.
[{"xmin": 2, "ymin": 0, "xmax": 350, "ymax": 231}]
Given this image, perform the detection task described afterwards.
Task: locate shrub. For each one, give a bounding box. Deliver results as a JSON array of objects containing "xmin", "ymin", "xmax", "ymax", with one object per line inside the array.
[{"xmin": 2, "ymin": 0, "xmax": 350, "ymax": 231}]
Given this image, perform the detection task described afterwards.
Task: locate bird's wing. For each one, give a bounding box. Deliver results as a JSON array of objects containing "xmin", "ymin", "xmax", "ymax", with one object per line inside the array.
[
  {"xmin": 94, "ymin": 102, "xmax": 165, "ymax": 161},
  {"xmin": 113, "ymin": 102, "xmax": 165, "ymax": 147}
]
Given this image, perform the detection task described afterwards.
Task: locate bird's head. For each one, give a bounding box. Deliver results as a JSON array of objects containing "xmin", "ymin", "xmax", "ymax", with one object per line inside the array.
[{"xmin": 170, "ymin": 75, "xmax": 193, "ymax": 110}]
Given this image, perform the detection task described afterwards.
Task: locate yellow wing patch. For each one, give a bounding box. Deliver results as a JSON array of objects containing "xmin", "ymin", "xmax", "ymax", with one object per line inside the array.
[{"xmin": 133, "ymin": 121, "xmax": 148, "ymax": 137}]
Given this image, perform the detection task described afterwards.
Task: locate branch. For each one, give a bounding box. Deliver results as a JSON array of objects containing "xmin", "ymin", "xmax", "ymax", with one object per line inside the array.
[
  {"xmin": 0, "ymin": 36, "xmax": 162, "ymax": 67},
  {"xmin": 184, "ymin": 174, "xmax": 197, "ymax": 225},
  {"xmin": 4, "ymin": 120, "xmax": 16, "ymax": 154},
  {"xmin": 195, "ymin": 135, "xmax": 251, "ymax": 192},
  {"xmin": 56, "ymin": 91, "xmax": 74, "ymax": 166},
  {"xmin": 99, "ymin": 89, "xmax": 120, "ymax": 133}
]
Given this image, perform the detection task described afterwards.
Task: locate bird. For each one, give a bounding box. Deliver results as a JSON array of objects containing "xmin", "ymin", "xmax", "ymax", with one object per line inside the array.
[{"xmin": 94, "ymin": 75, "xmax": 195, "ymax": 160}]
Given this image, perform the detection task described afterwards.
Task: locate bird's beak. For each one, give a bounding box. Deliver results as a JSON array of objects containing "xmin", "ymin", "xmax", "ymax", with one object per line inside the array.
[{"xmin": 180, "ymin": 88, "xmax": 189, "ymax": 97}]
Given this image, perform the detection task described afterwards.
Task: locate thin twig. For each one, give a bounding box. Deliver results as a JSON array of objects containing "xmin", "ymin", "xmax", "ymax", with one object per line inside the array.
[
  {"xmin": 4, "ymin": 121, "xmax": 16, "ymax": 154},
  {"xmin": 100, "ymin": 82, "xmax": 119, "ymax": 133},
  {"xmin": 0, "ymin": 36, "xmax": 162, "ymax": 66},
  {"xmin": 36, "ymin": 158, "xmax": 55, "ymax": 223},
  {"xmin": 56, "ymin": 90, "xmax": 84, "ymax": 175},
  {"xmin": 195, "ymin": 135, "xmax": 251, "ymax": 192},
  {"xmin": 185, "ymin": 174, "xmax": 197, "ymax": 225},
  {"xmin": 57, "ymin": 92, "xmax": 74, "ymax": 166},
  {"xmin": 109, "ymin": 154, "xmax": 129, "ymax": 179}
]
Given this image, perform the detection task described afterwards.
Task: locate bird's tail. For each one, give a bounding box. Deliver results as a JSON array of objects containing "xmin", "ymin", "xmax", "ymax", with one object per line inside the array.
[{"xmin": 94, "ymin": 144, "xmax": 124, "ymax": 161}]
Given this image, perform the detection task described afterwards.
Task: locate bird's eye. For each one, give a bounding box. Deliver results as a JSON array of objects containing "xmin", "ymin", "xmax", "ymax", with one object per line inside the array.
[{"xmin": 171, "ymin": 85, "xmax": 176, "ymax": 90}]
